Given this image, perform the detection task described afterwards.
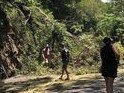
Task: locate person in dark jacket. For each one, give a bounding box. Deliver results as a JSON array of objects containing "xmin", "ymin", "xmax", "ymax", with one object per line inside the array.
[
  {"xmin": 59, "ymin": 44, "xmax": 70, "ymax": 80},
  {"xmin": 100, "ymin": 37, "xmax": 120, "ymax": 93}
]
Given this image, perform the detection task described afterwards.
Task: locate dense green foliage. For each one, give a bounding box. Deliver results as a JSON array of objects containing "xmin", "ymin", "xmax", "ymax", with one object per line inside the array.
[{"xmin": 1, "ymin": 0, "xmax": 124, "ymax": 75}]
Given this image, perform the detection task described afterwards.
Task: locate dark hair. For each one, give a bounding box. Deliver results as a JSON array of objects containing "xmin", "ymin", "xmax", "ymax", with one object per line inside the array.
[
  {"xmin": 111, "ymin": 36, "xmax": 119, "ymax": 42},
  {"xmin": 103, "ymin": 37, "xmax": 112, "ymax": 44}
]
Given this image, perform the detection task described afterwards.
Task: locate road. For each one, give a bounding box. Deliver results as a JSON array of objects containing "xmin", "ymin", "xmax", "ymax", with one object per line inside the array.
[{"xmin": 0, "ymin": 69, "xmax": 124, "ymax": 93}]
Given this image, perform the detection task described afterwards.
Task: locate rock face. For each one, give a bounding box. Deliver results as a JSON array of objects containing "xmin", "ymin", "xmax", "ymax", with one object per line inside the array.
[{"xmin": 0, "ymin": 7, "xmax": 22, "ymax": 79}]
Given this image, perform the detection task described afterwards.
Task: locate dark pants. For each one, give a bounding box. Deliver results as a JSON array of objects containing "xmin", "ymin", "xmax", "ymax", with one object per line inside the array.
[{"xmin": 62, "ymin": 60, "xmax": 69, "ymax": 69}]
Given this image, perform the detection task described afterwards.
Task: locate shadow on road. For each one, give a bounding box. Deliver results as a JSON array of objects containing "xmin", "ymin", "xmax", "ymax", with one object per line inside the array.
[
  {"xmin": 0, "ymin": 76, "xmax": 52, "ymax": 93},
  {"xmin": 1, "ymin": 74, "xmax": 124, "ymax": 93},
  {"xmin": 46, "ymin": 76, "xmax": 124, "ymax": 93},
  {"xmin": 46, "ymin": 78, "xmax": 105, "ymax": 93}
]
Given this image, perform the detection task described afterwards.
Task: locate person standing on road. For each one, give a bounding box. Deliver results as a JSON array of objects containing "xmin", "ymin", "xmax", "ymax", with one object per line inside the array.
[
  {"xmin": 100, "ymin": 37, "xmax": 120, "ymax": 93},
  {"xmin": 59, "ymin": 44, "xmax": 70, "ymax": 80}
]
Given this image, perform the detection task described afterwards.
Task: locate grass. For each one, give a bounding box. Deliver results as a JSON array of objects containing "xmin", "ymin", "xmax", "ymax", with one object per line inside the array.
[
  {"xmin": 16, "ymin": 61, "xmax": 124, "ymax": 77},
  {"xmin": 35, "ymin": 64, "xmax": 101, "ymax": 76}
]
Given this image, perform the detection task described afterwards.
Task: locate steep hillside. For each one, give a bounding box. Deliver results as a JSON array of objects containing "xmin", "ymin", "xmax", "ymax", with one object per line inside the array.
[{"xmin": 0, "ymin": 0, "xmax": 124, "ymax": 78}]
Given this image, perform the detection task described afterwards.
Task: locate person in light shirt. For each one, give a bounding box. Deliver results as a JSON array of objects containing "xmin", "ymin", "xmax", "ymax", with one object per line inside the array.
[{"xmin": 42, "ymin": 44, "xmax": 52, "ymax": 64}]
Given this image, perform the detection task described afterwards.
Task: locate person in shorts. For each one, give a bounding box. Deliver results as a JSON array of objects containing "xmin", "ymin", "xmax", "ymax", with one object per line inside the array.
[
  {"xmin": 42, "ymin": 44, "xmax": 51, "ymax": 64},
  {"xmin": 59, "ymin": 44, "xmax": 70, "ymax": 80},
  {"xmin": 100, "ymin": 37, "xmax": 120, "ymax": 93}
]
